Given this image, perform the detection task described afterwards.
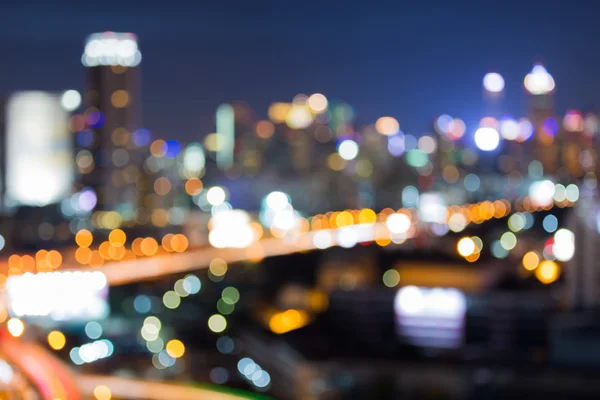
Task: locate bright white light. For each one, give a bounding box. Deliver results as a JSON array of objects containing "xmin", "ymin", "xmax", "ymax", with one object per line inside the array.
[
  {"xmin": 265, "ymin": 191, "xmax": 289, "ymax": 211},
  {"xmin": 6, "ymin": 271, "xmax": 108, "ymax": 321},
  {"xmin": 6, "ymin": 92, "xmax": 73, "ymax": 206},
  {"xmin": 337, "ymin": 227, "xmax": 358, "ymax": 248},
  {"xmin": 419, "ymin": 193, "xmax": 447, "ymax": 223},
  {"xmin": 207, "ymin": 187, "xmax": 226, "ymax": 206},
  {"xmin": 395, "ymin": 286, "xmax": 467, "ymax": 350},
  {"xmin": 565, "ymin": 184, "xmax": 579, "ymax": 202},
  {"xmin": 183, "ymin": 144, "xmax": 206, "ymax": 176},
  {"xmin": 0, "ymin": 360, "xmax": 14, "ymax": 384},
  {"xmin": 272, "ymin": 208, "xmax": 300, "ymax": 232},
  {"xmin": 553, "ymin": 229, "xmax": 575, "ymax": 262},
  {"xmin": 313, "ymin": 230, "xmax": 333, "ymax": 249},
  {"xmin": 7, "ymin": 318, "xmax": 24, "ymax": 337},
  {"xmin": 209, "ymin": 210, "xmax": 254, "ymax": 248},
  {"xmin": 60, "ymin": 90, "xmax": 82, "ymax": 111},
  {"xmin": 285, "ymin": 105, "xmax": 314, "ymax": 129},
  {"xmin": 500, "ymin": 118, "xmax": 519, "ymax": 140},
  {"xmin": 483, "ymin": 72, "xmax": 505, "ymax": 93},
  {"xmin": 83, "ymin": 32, "xmax": 141, "ymax": 67},
  {"xmin": 524, "ymin": 64, "xmax": 555, "ymax": 95},
  {"xmin": 474, "ymin": 127, "xmax": 500, "ymax": 151},
  {"xmin": 338, "ymin": 140, "xmax": 359, "ymax": 161},
  {"xmin": 529, "ymin": 180, "xmax": 556, "ymax": 207},
  {"xmin": 395, "ymin": 286, "xmax": 425, "ymax": 315},
  {"xmin": 386, "ymin": 213, "xmax": 411, "ymax": 234}
]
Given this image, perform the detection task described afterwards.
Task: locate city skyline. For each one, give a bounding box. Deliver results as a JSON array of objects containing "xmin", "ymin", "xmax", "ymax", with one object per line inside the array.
[{"xmin": 3, "ymin": 2, "xmax": 600, "ymax": 142}]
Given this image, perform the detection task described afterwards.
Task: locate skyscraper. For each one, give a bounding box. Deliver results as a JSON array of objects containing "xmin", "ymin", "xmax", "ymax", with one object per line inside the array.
[{"xmin": 79, "ymin": 32, "xmax": 142, "ymax": 216}]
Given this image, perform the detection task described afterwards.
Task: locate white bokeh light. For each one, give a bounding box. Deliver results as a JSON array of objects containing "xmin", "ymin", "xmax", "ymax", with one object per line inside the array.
[
  {"xmin": 474, "ymin": 127, "xmax": 500, "ymax": 151},
  {"xmin": 338, "ymin": 140, "xmax": 359, "ymax": 161},
  {"xmin": 207, "ymin": 187, "xmax": 226, "ymax": 206},
  {"xmin": 60, "ymin": 90, "xmax": 82, "ymax": 111},
  {"xmin": 524, "ymin": 64, "xmax": 555, "ymax": 95},
  {"xmin": 483, "ymin": 72, "xmax": 505, "ymax": 93},
  {"xmin": 386, "ymin": 213, "xmax": 411, "ymax": 234}
]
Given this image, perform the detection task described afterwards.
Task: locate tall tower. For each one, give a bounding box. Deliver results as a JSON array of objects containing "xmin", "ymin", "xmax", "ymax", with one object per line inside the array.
[
  {"xmin": 524, "ymin": 64, "xmax": 558, "ymax": 175},
  {"xmin": 79, "ymin": 32, "xmax": 142, "ymax": 215}
]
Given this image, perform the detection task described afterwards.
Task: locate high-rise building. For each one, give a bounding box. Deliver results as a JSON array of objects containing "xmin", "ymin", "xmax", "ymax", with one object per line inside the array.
[
  {"xmin": 524, "ymin": 64, "xmax": 558, "ymax": 175},
  {"xmin": 5, "ymin": 92, "xmax": 73, "ymax": 207},
  {"xmin": 79, "ymin": 32, "xmax": 142, "ymax": 215}
]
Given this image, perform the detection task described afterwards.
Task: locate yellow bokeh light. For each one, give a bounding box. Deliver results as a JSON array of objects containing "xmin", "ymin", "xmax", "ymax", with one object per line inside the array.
[
  {"xmin": 20, "ymin": 255, "xmax": 35, "ymax": 272},
  {"xmin": 335, "ymin": 211, "xmax": 354, "ymax": 227},
  {"xmin": 209, "ymin": 258, "xmax": 228, "ymax": 277},
  {"xmin": 457, "ymin": 237, "xmax": 476, "ymax": 257},
  {"xmin": 165, "ymin": 339, "xmax": 185, "ymax": 358},
  {"xmin": 7, "ymin": 318, "xmax": 24, "ymax": 337},
  {"xmin": 171, "ymin": 234, "xmax": 189, "ymax": 253},
  {"xmin": 204, "ymin": 133, "xmax": 221, "ymax": 152},
  {"xmin": 75, "ymin": 247, "xmax": 92, "ymax": 264},
  {"xmin": 327, "ymin": 153, "xmax": 346, "ymax": 171},
  {"xmin": 268, "ymin": 102, "xmax": 292, "ymax": 123},
  {"xmin": 522, "ymin": 251, "xmax": 540, "ymax": 271},
  {"xmin": 536, "ymin": 260, "xmax": 560, "ymax": 284},
  {"xmin": 108, "ymin": 229, "xmax": 126, "ymax": 247},
  {"xmin": 141, "ymin": 238, "xmax": 158, "ymax": 256},
  {"xmin": 108, "ymin": 244, "xmax": 126, "ymax": 260},
  {"xmin": 76, "ymin": 229, "xmax": 93, "ymax": 248},
  {"xmin": 358, "ymin": 208, "xmax": 377, "ymax": 224},
  {"xmin": 99, "ymin": 241, "xmax": 111, "ymax": 260},
  {"xmin": 269, "ymin": 309, "xmax": 309, "ymax": 334},
  {"xmin": 93, "ymin": 385, "xmax": 112, "ymax": 400},
  {"xmin": 161, "ymin": 234, "xmax": 174, "ymax": 252},
  {"xmin": 47, "ymin": 330, "xmax": 66, "ymax": 350},
  {"xmin": 111, "ymin": 90, "xmax": 129, "ymax": 108},
  {"xmin": 131, "ymin": 237, "xmax": 144, "ymax": 256}
]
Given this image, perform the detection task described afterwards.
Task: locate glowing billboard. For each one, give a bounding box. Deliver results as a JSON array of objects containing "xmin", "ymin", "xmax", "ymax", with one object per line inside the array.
[
  {"xmin": 6, "ymin": 271, "xmax": 109, "ymax": 322},
  {"xmin": 6, "ymin": 92, "xmax": 73, "ymax": 206},
  {"xmin": 395, "ymin": 286, "xmax": 466, "ymax": 349}
]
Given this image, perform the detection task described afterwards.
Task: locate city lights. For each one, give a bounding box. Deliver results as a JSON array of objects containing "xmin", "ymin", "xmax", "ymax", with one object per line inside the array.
[
  {"xmin": 524, "ymin": 64, "xmax": 555, "ymax": 95},
  {"xmin": 60, "ymin": 90, "xmax": 82, "ymax": 111},
  {"xmin": 474, "ymin": 127, "xmax": 500, "ymax": 151},
  {"xmin": 208, "ymin": 314, "xmax": 227, "ymax": 333},
  {"xmin": 307, "ymin": 93, "xmax": 328, "ymax": 113},
  {"xmin": 483, "ymin": 72, "xmax": 505, "ymax": 93},
  {"xmin": 47, "ymin": 330, "xmax": 66, "ymax": 350},
  {"xmin": 338, "ymin": 139, "xmax": 359, "ymax": 161},
  {"xmin": 375, "ymin": 116, "xmax": 400, "ymax": 135},
  {"xmin": 2, "ymin": 24, "xmax": 599, "ymax": 399},
  {"xmin": 82, "ymin": 32, "xmax": 141, "ymax": 67},
  {"xmin": 7, "ymin": 318, "xmax": 24, "ymax": 337},
  {"xmin": 457, "ymin": 237, "xmax": 476, "ymax": 257},
  {"xmin": 535, "ymin": 260, "xmax": 560, "ymax": 284}
]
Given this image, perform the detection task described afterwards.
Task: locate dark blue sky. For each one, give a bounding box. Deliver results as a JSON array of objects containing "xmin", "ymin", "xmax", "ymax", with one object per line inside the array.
[{"xmin": 2, "ymin": 1, "xmax": 600, "ymax": 141}]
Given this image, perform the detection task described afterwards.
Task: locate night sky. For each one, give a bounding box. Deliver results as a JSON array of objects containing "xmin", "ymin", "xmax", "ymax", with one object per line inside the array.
[{"xmin": 2, "ymin": 1, "xmax": 600, "ymax": 142}]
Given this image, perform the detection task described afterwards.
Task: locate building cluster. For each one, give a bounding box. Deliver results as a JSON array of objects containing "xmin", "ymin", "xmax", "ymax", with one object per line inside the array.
[{"xmin": 0, "ymin": 33, "xmax": 598, "ymax": 254}]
